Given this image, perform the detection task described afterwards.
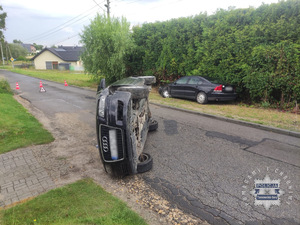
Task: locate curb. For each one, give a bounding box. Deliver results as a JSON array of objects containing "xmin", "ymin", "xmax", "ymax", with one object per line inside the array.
[{"xmin": 150, "ymin": 102, "xmax": 300, "ymax": 138}]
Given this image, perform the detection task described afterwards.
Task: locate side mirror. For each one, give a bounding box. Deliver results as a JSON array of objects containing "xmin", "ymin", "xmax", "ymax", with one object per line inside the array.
[{"xmin": 97, "ymin": 78, "xmax": 106, "ymax": 92}]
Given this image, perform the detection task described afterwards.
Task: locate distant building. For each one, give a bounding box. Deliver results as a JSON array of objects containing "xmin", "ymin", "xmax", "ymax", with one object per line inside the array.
[
  {"xmin": 21, "ymin": 44, "xmax": 36, "ymax": 54},
  {"xmin": 31, "ymin": 46, "xmax": 84, "ymax": 71}
]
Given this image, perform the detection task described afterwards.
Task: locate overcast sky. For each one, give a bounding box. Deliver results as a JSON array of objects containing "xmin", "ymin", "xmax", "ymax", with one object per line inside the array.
[{"xmin": 1, "ymin": 0, "xmax": 280, "ymax": 47}]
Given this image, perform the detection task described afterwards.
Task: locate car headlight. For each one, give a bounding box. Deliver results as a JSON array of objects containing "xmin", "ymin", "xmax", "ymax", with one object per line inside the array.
[{"xmin": 98, "ymin": 95, "xmax": 106, "ymax": 117}]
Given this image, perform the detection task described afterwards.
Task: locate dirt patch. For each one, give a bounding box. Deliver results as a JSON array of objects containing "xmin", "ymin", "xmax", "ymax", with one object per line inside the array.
[{"xmin": 13, "ymin": 94, "xmax": 208, "ymax": 225}]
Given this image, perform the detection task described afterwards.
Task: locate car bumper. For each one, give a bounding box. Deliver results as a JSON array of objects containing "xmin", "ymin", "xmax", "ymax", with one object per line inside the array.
[
  {"xmin": 96, "ymin": 91, "xmax": 134, "ymax": 174},
  {"xmin": 207, "ymin": 92, "xmax": 237, "ymax": 101}
]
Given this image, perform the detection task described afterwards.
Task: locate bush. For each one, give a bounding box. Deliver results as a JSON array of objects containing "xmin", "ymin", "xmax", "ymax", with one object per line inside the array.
[{"xmin": 0, "ymin": 79, "xmax": 12, "ymax": 94}]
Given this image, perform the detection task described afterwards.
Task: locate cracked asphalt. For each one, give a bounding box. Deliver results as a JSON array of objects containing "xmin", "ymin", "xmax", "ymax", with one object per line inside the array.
[{"xmin": 143, "ymin": 105, "xmax": 300, "ymax": 225}]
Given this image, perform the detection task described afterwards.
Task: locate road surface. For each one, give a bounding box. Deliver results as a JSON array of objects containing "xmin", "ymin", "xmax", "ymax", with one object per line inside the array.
[{"xmin": 1, "ymin": 70, "xmax": 299, "ymax": 225}]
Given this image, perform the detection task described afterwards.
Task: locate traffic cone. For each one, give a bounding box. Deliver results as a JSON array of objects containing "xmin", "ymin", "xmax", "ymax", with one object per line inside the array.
[
  {"xmin": 39, "ymin": 81, "xmax": 46, "ymax": 92},
  {"xmin": 16, "ymin": 82, "xmax": 20, "ymax": 90},
  {"xmin": 64, "ymin": 80, "xmax": 68, "ymax": 86}
]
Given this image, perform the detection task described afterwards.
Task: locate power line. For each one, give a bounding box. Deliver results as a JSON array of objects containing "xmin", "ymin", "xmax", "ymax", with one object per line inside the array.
[
  {"xmin": 51, "ymin": 34, "xmax": 80, "ymax": 46},
  {"xmin": 93, "ymin": 0, "xmax": 107, "ymax": 13},
  {"xmin": 23, "ymin": 3, "xmax": 104, "ymax": 43},
  {"xmin": 34, "ymin": 10, "xmax": 97, "ymax": 43}
]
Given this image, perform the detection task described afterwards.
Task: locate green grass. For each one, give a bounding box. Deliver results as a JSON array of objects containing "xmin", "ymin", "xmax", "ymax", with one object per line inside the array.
[
  {"xmin": 150, "ymin": 89, "xmax": 300, "ymax": 132},
  {"xmin": 0, "ymin": 79, "xmax": 54, "ymax": 153},
  {"xmin": 0, "ymin": 179, "xmax": 148, "ymax": 225},
  {"xmin": 7, "ymin": 68, "xmax": 99, "ymax": 89}
]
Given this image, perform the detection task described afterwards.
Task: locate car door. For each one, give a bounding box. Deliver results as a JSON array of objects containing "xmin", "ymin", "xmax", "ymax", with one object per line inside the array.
[
  {"xmin": 185, "ymin": 77, "xmax": 203, "ymax": 99},
  {"xmin": 169, "ymin": 76, "xmax": 190, "ymax": 98}
]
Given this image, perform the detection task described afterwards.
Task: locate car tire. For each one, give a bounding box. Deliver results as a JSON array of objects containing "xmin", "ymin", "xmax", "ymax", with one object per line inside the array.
[
  {"xmin": 137, "ymin": 153, "xmax": 153, "ymax": 173},
  {"xmin": 148, "ymin": 119, "xmax": 158, "ymax": 132},
  {"xmin": 117, "ymin": 86, "xmax": 150, "ymax": 99},
  {"xmin": 196, "ymin": 92, "xmax": 208, "ymax": 104},
  {"xmin": 138, "ymin": 76, "xmax": 156, "ymax": 85},
  {"xmin": 160, "ymin": 87, "xmax": 171, "ymax": 98}
]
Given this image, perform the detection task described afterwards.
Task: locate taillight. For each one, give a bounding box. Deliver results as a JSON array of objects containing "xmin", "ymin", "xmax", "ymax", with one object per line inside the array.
[{"xmin": 214, "ymin": 85, "xmax": 223, "ymax": 92}]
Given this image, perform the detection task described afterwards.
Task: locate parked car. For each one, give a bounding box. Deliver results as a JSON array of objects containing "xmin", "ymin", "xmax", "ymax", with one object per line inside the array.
[
  {"xmin": 159, "ymin": 76, "xmax": 237, "ymax": 104},
  {"xmin": 96, "ymin": 76, "xmax": 158, "ymax": 177}
]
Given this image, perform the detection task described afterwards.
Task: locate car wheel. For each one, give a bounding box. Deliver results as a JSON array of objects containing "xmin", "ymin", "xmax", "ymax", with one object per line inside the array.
[
  {"xmin": 117, "ymin": 86, "xmax": 150, "ymax": 99},
  {"xmin": 148, "ymin": 118, "xmax": 158, "ymax": 132},
  {"xmin": 196, "ymin": 92, "xmax": 208, "ymax": 104},
  {"xmin": 137, "ymin": 153, "xmax": 153, "ymax": 173},
  {"xmin": 162, "ymin": 89, "xmax": 170, "ymax": 98}
]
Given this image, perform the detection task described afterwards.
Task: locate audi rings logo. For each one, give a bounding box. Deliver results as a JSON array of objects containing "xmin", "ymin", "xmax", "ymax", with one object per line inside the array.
[{"xmin": 102, "ymin": 136, "xmax": 109, "ymax": 152}]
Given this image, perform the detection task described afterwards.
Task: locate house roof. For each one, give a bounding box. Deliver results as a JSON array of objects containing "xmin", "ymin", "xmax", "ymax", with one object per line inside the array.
[
  {"xmin": 31, "ymin": 46, "xmax": 84, "ymax": 62},
  {"xmin": 21, "ymin": 44, "xmax": 35, "ymax": 53}
]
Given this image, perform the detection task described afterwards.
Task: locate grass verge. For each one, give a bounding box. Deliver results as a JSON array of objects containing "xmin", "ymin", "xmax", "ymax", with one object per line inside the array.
[
  {"xmin": 150, "ymin": 89, "xmax": 300, "ymax": 132},
  {"xmin": 0, "ymin": 179, "xmax": 148, "ymax": 225},
  {"xmin": 7, "ymin": 68, "xmax": 99, "ymax": 89},
  {"xmin": 0, "ymin": 79, "xmax": 54, "ymax": 154}
]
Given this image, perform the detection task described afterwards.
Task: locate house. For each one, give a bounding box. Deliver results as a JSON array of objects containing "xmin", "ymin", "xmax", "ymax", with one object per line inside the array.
[
  {"xmin": 21, "ymin": 44, "xmax": 36, "ymax": 54},
  {"xmin": 31, "ymin": 46, "xmax": 84, "ymax": 71}
]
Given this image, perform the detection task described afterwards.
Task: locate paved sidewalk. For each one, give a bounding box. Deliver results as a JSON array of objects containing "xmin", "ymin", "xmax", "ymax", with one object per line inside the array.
[{"xmin": 0, "ymin": 148, "xmax": 56, "ymax": 207}]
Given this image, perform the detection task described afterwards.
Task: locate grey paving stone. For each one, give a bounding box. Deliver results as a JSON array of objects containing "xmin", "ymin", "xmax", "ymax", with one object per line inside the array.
[{"xmin": 0, "ymin": 148, "xmax": 56, "ymax": 207}]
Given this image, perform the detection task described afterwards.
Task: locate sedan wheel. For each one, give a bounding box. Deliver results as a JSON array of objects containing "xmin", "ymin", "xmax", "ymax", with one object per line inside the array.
[
  {"xmin": 196, "ymin": 92, "xmax": 208, "ymax": 104},
  {"xmin": 162, "ymin": 90, "xmax": 170, "ymax": 98}
]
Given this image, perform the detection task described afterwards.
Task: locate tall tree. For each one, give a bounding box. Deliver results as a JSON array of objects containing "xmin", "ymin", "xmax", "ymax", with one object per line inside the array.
[
  {"xmin": 9, "ymin": 43, "xmax": 28, "ymax": 59},
  {"xmin": 80, "ymin": 14, "xmax": 135, "ymax": 84},
  {"xmin": 0, "ymin": 6, "xmax": 6, "ymax": 40}
]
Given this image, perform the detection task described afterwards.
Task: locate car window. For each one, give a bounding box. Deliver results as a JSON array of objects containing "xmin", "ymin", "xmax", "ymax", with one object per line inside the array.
[
  {"xmin": 187, "ymin": 77, "xmax": 202, "ymax": 85},
  {"xmin": 176, "ymin": 76, "xmax": 190, "ymax": 84}
]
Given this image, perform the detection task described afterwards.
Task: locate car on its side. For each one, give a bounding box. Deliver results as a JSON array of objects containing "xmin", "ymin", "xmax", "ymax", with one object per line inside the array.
[
  {"xmin": 96, "ymin": 76, "xmax": 158, "ymax": 177},
  {"xmin": 159, "ymin": 76, "xmax": 237, "ymax": 104}
]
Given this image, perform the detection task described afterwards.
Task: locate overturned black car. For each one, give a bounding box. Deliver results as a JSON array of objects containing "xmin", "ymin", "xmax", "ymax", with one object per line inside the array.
[{"xmin": 96, "ymin": 76, "xmax": 158, "ymax": 177}]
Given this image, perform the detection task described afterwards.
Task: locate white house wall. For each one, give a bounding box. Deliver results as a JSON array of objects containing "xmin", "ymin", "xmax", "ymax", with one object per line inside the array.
[{"xmin": 33, "ymin": 50, "xmax": 77, "ymax": 70}]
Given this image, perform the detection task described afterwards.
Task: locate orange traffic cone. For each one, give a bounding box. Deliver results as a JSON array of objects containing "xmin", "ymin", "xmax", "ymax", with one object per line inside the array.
[
  {"xmin": 64, "ymin": 80, "xmax": 68, "ymax": 86},
  {"xmin": 16, "ymin": 82, "xmax": 20, "ymax": 90},
  {"xmin": 39, "ymin": 81, "xmax": 46, "ymax": 92}
]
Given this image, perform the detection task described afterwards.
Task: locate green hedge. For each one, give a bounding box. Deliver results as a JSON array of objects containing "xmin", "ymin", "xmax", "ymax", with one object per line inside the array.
[{"xmin": 126, "ymin": 0, "xmax": 300, "ymax": 107}]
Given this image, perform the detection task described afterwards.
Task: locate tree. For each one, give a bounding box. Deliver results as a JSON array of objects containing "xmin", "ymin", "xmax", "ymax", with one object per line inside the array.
[
  {"xmin": 0, "ymin": 6, "xmax": 6, "ymax": 40},
  {"xmin": 13, "ymin": 39, "xmax": 22, "ymax": 44},
  {"xmin": 33, "ymin": 43, "xmax": 43, "ymax": 51},
  {"xmin": 80, "ymin": 14, "xmax": 135, "ymax": 84},
  {"xmin": 9, "ymin": 43, "xmax": 28, "ymax": 59}
]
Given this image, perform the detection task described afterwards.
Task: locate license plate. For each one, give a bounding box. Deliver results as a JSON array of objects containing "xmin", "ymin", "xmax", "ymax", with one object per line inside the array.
[{"xmin": 225, "ymin": 86, "xmax": 233, "ymax": 92}]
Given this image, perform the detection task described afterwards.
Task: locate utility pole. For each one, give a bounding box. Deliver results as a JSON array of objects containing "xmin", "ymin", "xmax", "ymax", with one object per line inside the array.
[{"xmin": 105, "ymin": 0, "xmax": 110, "ymax": 17}]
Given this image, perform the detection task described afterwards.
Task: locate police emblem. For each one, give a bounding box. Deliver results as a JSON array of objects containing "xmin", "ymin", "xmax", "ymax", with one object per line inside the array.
[{"xmin": 250, "ymin": 175, "xmax": 283, "ymax": 210}]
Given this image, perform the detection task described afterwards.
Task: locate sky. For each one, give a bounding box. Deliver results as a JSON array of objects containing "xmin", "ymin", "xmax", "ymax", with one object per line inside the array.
[{"xmin": 1, "ymin": 0, "xmax": 280, "ymax": 47}]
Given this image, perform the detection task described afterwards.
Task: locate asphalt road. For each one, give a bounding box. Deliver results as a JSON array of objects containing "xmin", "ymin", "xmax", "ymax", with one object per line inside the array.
[{"xmin": 1, "ymin": 70, "xmax": 299, "ymax": 225}]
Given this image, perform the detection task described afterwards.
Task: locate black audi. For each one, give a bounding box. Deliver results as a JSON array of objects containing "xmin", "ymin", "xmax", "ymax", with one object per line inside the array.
[{"xmin": 159, "ymin": 76, "xmax": 237, "ymax": 104}]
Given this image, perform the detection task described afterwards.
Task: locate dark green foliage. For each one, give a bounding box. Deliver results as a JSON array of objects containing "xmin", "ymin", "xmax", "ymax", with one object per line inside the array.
[{"xmin": 126, "ymin": 0, "xmax": 299, "ymax": 108}]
